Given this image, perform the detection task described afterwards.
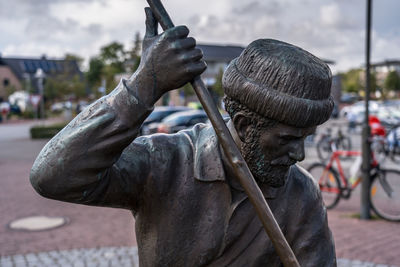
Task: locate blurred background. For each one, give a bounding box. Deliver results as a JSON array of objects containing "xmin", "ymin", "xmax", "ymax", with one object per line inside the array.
[{"xmin": 0, "ymin": 0, "xmax": 400, "ymax": 266}]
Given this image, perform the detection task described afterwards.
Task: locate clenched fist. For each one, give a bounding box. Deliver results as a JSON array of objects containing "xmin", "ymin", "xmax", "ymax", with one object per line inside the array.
[{"xmin": 126, "ymin": 8, "xmax": 207, "ymax": 106}]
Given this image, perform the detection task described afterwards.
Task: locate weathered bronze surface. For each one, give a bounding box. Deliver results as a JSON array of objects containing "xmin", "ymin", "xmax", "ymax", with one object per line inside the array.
[
  {"xmin": 30, "ymin": 6, "xmax": 336, "ymax": 267},
  {"xmin": 146, "ymin": 1, "xmax": 299, "ymax": 266}
]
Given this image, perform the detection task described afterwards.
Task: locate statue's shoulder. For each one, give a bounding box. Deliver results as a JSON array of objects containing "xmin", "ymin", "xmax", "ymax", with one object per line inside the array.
[
  {"xmin": 133, "ymin": 122, "xmax": 212, "ymax": 151},
  {"xmin": 287, "ymin": 165, "xmax": 321, "ymax": 203}
]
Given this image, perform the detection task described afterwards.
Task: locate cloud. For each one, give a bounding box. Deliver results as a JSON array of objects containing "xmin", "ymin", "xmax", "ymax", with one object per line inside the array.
[{"xmin": 0, "ymin": 0, "xmax": 399, "ymax": 73}]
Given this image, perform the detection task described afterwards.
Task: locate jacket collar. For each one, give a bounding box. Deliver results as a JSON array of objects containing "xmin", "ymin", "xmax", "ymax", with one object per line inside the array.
[
  {"xmin": 193, "ymin": 124, "xmax": 226, "ymax": 182},
  {"xmin": 192, "ymin": 123, "xmax": 285, "ymax": 199}
]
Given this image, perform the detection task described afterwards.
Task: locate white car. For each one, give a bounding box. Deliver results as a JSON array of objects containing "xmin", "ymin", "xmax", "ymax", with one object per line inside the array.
[{"xmin": 340, "ymin": 100, "xmax": 379, "ymax": 118}]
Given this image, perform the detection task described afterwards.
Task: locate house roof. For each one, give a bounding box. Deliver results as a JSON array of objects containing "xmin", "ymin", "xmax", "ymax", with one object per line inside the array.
[
  {"xmin": 0, "ymin": 56, "xmax": 82, "ymax": 81},
  {"xmin": 196, "ymin": 44, "xmax": 244, "ymax": 63},
  {"xmin": 371, "ymin": 60, "xmax": 400, "ymax": 67},
  {"xmin": 196, "ymin": 43, "xmax": 334, "ymax": 65}
]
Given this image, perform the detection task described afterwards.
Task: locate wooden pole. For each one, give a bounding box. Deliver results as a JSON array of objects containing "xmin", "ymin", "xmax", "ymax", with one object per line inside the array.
[{"xmin": 146, "ymin": 1, "xmax": 300, "ymax": 266}]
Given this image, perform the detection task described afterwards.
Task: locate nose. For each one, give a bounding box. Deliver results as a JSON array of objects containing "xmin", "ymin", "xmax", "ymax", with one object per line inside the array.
[{"xmin": 288, "ymin": 139, "xmax": 305, "ymax": 162}]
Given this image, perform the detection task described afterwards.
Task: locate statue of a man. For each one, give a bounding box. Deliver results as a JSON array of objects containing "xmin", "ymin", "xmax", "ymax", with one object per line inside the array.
[{"xmin": 31, "ymin": 9, "xmax": 336, "ymax": 266}]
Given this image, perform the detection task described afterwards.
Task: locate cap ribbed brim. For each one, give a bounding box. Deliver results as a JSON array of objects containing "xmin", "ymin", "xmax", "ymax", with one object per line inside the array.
[{"xmin": 223, "ymin": 59, "xmax": 334, "ymax": 128}]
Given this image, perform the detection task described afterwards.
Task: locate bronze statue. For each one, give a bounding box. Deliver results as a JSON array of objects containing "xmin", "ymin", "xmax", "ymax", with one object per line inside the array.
[{"xmin": 30, "ymin": 8, "xmax": 336, "ymax": 267}]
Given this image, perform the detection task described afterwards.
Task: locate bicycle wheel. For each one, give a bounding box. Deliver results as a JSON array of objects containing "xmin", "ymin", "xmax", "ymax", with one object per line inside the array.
[
  {"xmin": 371, "ymin": 139, "xmax": 387, "ymax": 163},
  {"xmin": 316, "ymin": 138, "xmax": 332, "ymax": 162},
  {"xmin": 389, "ymin": 146, "xmax": 400, "ymax": 163},
  {"xmin": 370, "ymin": 169, "xmax": 400, "ymax": 221},
  {"xmin": 307, "ymin": 163, "xmax": 341, "ymax": 209}
]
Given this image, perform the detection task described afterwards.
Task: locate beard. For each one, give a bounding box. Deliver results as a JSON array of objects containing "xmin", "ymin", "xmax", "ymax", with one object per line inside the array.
[{"xmin": 241, "ymin": 129, "xmax": 292, "ymax": 187}]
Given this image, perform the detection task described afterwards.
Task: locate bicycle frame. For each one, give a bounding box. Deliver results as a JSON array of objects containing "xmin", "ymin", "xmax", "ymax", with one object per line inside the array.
[
  {"xmin": 323, "ymin": 150, "xmax": 379, "ymax": 192},
  {"xmin": 311, "ymin": 148, "xmax": 400, "ymax": 220},
  {"xmin": 326, "ymin": 150, "xmax": 361, "ymax": 191}
]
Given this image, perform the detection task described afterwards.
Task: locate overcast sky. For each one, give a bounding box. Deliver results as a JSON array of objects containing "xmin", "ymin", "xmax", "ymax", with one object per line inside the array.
[{"xmin": 1, "ymin": 0, "xmax": 399, "ymax": 73}]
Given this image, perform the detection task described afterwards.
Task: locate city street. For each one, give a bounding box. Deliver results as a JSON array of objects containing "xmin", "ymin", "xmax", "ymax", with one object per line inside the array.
[{"xmin": 0, "ymin": 119, "xmax": 399, "ymax": 267}]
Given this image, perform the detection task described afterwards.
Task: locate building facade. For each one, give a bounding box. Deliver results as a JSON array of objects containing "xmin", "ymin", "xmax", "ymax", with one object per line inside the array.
[
  {"xmin": 371, "ymin": 60, "xmax": 400, "ymax": 85},
  {"xmin": 0, "ymin": 55, "xmax": 82, "ymax": 100}
]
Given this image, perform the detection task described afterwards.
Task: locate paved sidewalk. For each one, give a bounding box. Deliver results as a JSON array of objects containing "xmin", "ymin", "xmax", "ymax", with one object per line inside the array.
[
  {"xmin": 1, "ymin": 247, "xmax": 397, "ymax": 267},
  {"xmin": 1, "ymin": 119, "xmax": 399, "ymax": 266}
]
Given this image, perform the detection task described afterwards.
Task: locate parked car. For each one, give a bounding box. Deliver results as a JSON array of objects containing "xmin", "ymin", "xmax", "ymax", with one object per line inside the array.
[
  {"xmin": 156, "ymin": 110, "xmax": 208, "ymax": 134},
  {"xmin": 51, "ymin": 102, "xmax": 65, "ymax": 112},
  {"xmin": 76, "ymin": 100, "xmax": 89, "ymax": 114},
  {"xmin": 140, "ymin": 106, "xmax": 192, "ymax": 135},
  {"xmin": 340, "ymin": 93, "xmax": 359, "ymax": 104},
  {"xmin": 340, "ymin": 100, "xmax": 380, "ymax": 119}
]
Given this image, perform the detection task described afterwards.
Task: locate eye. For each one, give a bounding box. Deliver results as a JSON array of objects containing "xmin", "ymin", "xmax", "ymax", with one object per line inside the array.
[{"xmin": 278, "ymin": 136, "xmax": 294, "ymax": 145}]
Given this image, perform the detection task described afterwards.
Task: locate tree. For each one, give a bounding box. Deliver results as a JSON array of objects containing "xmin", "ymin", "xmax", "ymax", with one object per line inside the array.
[
  {"xmin": 64, "ymin": 53, "xmax": 84, "ymax": 70},
  {"xmin": 127, "ymin": 32, "xmax": 142, "ymax": 72},
  {"xmin": 99, "ymin": 42, "xmax": 126, "ymax": 74},
  {"xmin": 86, "ymin": 57, "xmax": 104, "ymax": 88},
  {"xmin": 384, "ymin": 71, "xmax": 400, "ymax": 92},
  {"xmin": 44, "ymin": 74, "xmax": 86, "ymax": 103},
  {"xmin": 340, "ymin": 69, "xmax": 363, "ymax": 93},
  {"xmin": 369, "ymin": 72, "xmax": 379, "ymax": 93},
  {"xmin": 212, "ymin": 68, "xmax": 224, "ymax": 97},
  {"xmin": 181, "ymin": 83, "xmax": 194, "ymax": 97},
  {"xmin": 341, "ymin": 68, "xmax": 379, "ymax": 96},
  {"xmin": 70, "ymin": 75, "xmax": 86, "ymax": 99},
  {"xmin": 131, "ymin": 32, "xmax": 142, "ymax": 59}
]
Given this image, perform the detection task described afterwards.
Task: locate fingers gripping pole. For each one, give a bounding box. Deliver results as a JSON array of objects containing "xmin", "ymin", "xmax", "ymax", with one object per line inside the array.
[{"xmin": 145, "ymin": 1, "xmax": 300, "ymax": 266}]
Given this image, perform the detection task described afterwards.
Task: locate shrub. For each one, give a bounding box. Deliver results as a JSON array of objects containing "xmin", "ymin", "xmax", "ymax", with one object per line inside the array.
[{"xmin": 30, "ymin": 123, "xmax": 67, "ymax": 139}]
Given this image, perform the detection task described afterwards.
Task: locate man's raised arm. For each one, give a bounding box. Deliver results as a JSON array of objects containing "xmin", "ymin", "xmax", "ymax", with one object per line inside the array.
[{"xmin": 30, "ymin": 8, "xmax": 206, "ymax": 209}]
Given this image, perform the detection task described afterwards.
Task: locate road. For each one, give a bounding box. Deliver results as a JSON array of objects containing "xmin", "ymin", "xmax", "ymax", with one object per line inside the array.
[
  {"xmin": 0, "ymin": 119, "xmax": 399, "ymax": 266},
  {"xmin": 0, "ymin": 120, "xmax": 137, "ymax": 257}
]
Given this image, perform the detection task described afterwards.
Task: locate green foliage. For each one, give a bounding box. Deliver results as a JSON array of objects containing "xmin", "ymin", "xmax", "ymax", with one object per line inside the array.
[
  {"xmin": 340, "ymin": 69, "xmax": 363, "ymax": 93},
  {"xmin": 86, "ymin": 57, "xmax": 104, "ymax": 88},
  {"xmin": 44, "ymin": 74, "xmax": 86, "ymax": 102},
  {"xmin": 341, "ymin": 68, "xmax": 379, "ymax": 94},
  {"xmin": 86, "ymin": 40, "xmax": 140, "ymax": 96},
  {"xmin": 30, "ymin": 123, "xmax": 67, "ymax": 139},
  {"xmin": 369, "ymin": 72, "xmax": 378, "ymax": 93},
  {"xmin": 384, "ymin": 71, "xmax": 400, "ymax": 91},
  {"xmin": 21, "ymin": 109, "xmax": 35, "ymax": 119},
  {"xmin": 181, "ymin": 83, "xmax": 194, "ymax": 97},
  {"xmin": 64, "ymin": 53, "xmax": 84, "ymax": 69},
  {"xmin": 56, "ymin": 35, "xmax": 145, "ymax": 100},
  {"xmin": 5, "ymin": 85, "xmax": 17, "ymax": 96},
  {"xmin": 126, "ymin": 32, "xmax": 142, "ymax": 72},
  {"xmin": 212, "ymin": 68, "xmax": 224, "ymax": 97},
  {"xmin": 99, "ymin": 42, "xmax": 126, "ymax": 74},
  {"xmin": 131, "ymin": 32, "xmax": 142, "ymax": 59}
]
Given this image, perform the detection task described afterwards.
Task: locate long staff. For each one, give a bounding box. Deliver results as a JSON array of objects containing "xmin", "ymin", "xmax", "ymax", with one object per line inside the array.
[{"xmin": 146, "ymin": 1, "xmax": 300, "ymax": 266}]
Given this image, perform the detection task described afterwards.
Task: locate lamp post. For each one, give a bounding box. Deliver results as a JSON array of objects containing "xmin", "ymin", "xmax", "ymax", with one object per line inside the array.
[
  {"xmin": 361, "ymin": 0, "xmax": 372, "ymax": 220},
  {"xmin": 34, "ymin": 68, "xmax": 46, "ymax": 119}
]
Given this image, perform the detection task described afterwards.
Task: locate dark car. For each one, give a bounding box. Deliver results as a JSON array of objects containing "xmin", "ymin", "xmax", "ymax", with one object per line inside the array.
[
  {"xmin": 156, "ymin": 110, "xmax": 208, "ymax": 134},
  {"xmin": 140, "ymin": 106, "xmax": 192, "ymax": 135}
]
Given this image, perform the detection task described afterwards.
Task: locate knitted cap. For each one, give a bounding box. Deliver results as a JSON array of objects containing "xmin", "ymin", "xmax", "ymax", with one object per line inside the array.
[{"xmin": 223, "ymin": 39, "xmax": 334, "ymax": 127}]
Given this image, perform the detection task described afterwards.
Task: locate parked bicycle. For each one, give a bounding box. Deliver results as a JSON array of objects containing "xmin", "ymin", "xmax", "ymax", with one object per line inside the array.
[
  {"xmin": 371, "ymin": 125, "xmax": 400, "ymax": 164},
  {"xmin": 316, "ymin": 127, "xmax": 352, "ymax": 162},
  {"xmin": 307, "ymin": 149, "xmax": 400, "ymax": 222}
]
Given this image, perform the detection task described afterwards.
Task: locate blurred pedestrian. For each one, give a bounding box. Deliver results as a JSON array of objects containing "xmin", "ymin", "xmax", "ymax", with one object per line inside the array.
[
  {"xmin": 347, "ymin": 112, "xmax": 357, "ymax": 133},
  {"xmin": 387, "ymin": 126, "xmax": 400, "ymax": 157},
  {"xmin": 0, "ymin": 101, "xmax": 10, "ymax": 122}
]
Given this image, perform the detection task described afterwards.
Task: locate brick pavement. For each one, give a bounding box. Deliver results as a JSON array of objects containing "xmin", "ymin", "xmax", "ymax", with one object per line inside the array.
[
  {"xmin": 0, "ymin": 135, "xmax": 137, "ymax": 257},
  {"xmin": 0, "ymin": 247, "xmax": 397, "ymax": 267},
  {"xmin": 1, "ymin": 121, "xmax": 399, "ymax": 266}
]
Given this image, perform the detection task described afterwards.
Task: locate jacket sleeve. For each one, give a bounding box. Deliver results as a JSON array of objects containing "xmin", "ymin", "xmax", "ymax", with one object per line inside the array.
[
  {"xmin": 288, "ymin": 168, "xmax": 337, "ymax": 267},
  {"xmin": 30, "ymin": 79, "xmax": 155, "ymax": 210}
]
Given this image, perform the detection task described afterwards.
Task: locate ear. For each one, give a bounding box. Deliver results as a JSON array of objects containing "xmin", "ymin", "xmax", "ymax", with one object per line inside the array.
[{"xmin": 232, "ymin": 112, "xmax": 252, "ymax": 142}]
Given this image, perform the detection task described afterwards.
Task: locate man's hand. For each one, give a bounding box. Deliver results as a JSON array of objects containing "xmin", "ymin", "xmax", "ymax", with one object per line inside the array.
[{"xmin": 127, "ymin": 8, "xmax": 206, "ymax": 106}]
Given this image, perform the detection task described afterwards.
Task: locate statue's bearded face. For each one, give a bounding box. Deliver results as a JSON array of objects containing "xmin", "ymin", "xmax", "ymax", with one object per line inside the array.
[{"xmin": 241, "ymin": 122, "xmax": 315, "ymax": 187}]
